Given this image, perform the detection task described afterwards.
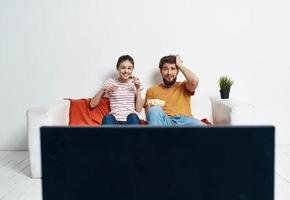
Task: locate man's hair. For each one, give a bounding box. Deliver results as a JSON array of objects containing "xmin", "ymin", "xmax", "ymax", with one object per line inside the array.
[
  {"xmin": 116, "ymin": 55, "xmax": 134, "ymax": 69},
  {"xmin": 159, "ymin": 55, "xmax": 176, "ymax": 69}
]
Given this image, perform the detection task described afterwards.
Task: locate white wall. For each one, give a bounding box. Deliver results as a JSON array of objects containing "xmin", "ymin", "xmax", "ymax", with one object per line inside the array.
[{"xmin": 1, "ymin": 0, "xmax": 290, "ymax": 150}]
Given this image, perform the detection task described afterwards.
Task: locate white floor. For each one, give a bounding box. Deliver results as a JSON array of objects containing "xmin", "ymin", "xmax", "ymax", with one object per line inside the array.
[
  {"xmin": 0, "ymin": 151, "xmax": 41, "ymax": 200},
  {"xmin": 0, "ymin": 147, "xmax": 290, "ymax": 200}
]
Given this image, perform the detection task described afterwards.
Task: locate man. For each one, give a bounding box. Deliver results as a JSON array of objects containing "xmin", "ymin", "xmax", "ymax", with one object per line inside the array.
[{"xmin": 144, "ymin": 54, "xmax": 205, "ymax": 126}]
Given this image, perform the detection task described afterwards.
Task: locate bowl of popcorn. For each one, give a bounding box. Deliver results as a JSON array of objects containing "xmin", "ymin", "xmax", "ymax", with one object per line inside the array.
[{"xmin": 147, "ymin": 99, "xmax": 166, "ymax": 107}]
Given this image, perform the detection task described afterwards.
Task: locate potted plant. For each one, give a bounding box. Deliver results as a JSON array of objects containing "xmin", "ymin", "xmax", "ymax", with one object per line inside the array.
[{"xmin": 218, "ymin": 75, "xmax": 234, "ymax": 99}]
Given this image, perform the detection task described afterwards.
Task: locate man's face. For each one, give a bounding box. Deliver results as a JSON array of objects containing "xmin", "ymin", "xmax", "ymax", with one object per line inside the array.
[{"xmin": 160, "ymin": 63, "xmax": 179, "ymax": 87}]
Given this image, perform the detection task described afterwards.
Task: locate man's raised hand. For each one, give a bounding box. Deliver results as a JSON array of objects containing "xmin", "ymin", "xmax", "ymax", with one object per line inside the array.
[{"xmin": 176, "ymin": 54, "xmax": 183, "ymax": 68}]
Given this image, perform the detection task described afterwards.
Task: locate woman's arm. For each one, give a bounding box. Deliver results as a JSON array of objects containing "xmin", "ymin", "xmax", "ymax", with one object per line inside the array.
[
  {"xmin": 90, "ymin": 84, "xmax": 117, "ymax": 108},
  {"xmin": 135, "ymin": 89, "xmax": 143, "ymax": 113},
  {"xmin": 89, "ymin": 88, "xmax": 105, "ymax": 108},
  {"xmin": 132, "ymin": 76, "xmax": 143, "ymax": 113}
]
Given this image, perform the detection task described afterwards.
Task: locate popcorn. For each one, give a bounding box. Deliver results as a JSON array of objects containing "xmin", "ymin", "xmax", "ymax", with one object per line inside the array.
[{"xmin": 147, "ymin": 99, "xmax": 166, "ymax": 107}]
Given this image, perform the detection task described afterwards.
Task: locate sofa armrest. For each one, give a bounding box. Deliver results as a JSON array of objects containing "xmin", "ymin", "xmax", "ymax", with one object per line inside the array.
[
  {"xmin": 26, "ymin": 99, "xmax": 70, "ymax": 178},
  {"xmin": 210, "ymin": 97, "xmax": 255, "ymax": 125}
]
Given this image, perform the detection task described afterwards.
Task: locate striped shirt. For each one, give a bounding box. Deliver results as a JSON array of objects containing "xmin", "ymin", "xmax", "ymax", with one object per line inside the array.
[{"xmin": 103, "ymin": 78, "xmax": 140, "ymax": 121}]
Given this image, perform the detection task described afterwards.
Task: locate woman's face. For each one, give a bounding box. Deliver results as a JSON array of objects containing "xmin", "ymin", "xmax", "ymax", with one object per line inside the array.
[{"xmin": 118, "ymin": 60, "xmax": 134, "ymax": 81}]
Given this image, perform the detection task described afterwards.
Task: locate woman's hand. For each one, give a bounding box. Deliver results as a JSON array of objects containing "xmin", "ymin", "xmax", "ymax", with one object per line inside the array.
[
  {"xmin": 131, "ymin": 76, "xmax": 141, "ymax": 90},
  {"xmin": 103, "ymin": 84, "xmax": 118, "ymax": 93}
]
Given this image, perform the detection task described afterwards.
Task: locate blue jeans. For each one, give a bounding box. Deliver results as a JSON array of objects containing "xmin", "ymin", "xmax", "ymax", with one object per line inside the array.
[
  {"xmin": 146, "ymin": 106, "xmax": 206, "ymax": 126},
  {"xmin": 102, "ymin": 113, "xmax": 141, "ymax": 125}
]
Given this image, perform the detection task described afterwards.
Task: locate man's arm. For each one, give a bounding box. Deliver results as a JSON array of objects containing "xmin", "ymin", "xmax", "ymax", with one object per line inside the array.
[{"xmin": 176, "ymin": 54, "xmax": 199, "ymax": 92}]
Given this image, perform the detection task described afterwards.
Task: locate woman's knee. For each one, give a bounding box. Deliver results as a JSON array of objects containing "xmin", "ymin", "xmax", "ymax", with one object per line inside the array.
[
  {"xmin": 102, "ymin": 114, "xmax": 116, "ymax": 124},
  {"xmin": 127, "ymin": 113, "xmax": 140, "ymax": 124},
  {"xmin": 127, "ymin": 113, "xmax": 139, "ymax": 120}
]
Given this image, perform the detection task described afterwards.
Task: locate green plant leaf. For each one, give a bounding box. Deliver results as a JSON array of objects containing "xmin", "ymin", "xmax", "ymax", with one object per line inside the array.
[{"xmin": 218, "ymin": 75, "xmax": 234, "ymax": 90}]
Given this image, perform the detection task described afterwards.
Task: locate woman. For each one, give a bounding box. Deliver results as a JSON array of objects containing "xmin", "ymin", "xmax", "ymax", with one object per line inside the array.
[{"xmin": 90, "ymin": 55, "xmax": 143, "ymax": 124}]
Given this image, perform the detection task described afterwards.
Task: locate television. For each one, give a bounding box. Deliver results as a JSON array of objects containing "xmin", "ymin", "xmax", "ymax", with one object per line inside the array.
[{"xmin": 41, "ymin": 126, "xmax": 274, "ymax": 200}]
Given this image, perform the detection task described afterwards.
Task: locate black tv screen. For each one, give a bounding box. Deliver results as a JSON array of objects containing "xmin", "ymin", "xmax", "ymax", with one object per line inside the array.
[{"xmin": 41, "ymin": 126, "xmax": 274, "ymax": 200}]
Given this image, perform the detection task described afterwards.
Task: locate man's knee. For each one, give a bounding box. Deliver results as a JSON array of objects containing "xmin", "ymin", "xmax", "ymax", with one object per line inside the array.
[{"xmin": 147, "ymin": 106, "xmax": 164, "ymax": 117}]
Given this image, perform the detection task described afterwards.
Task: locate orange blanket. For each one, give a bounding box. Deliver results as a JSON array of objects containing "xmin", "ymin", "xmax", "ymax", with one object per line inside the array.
[
  {"xmin": 68, "ymin": 98, "xmax": 110, "ymax": 125},
  {"xmin": 68, "ymin": 98, "xmax": 211, "ymax": 125}
]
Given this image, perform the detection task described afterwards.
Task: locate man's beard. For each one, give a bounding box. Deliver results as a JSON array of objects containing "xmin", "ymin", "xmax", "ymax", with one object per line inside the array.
[{"xmin": 163, "ymin": 76, "xmax": 177, "ymax": 87}]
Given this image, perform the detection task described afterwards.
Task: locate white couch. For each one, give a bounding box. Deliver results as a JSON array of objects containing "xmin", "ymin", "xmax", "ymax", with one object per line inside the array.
[{"xmin": 26, "ymin": 96, "xmax": 255, "ymax": 178}]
